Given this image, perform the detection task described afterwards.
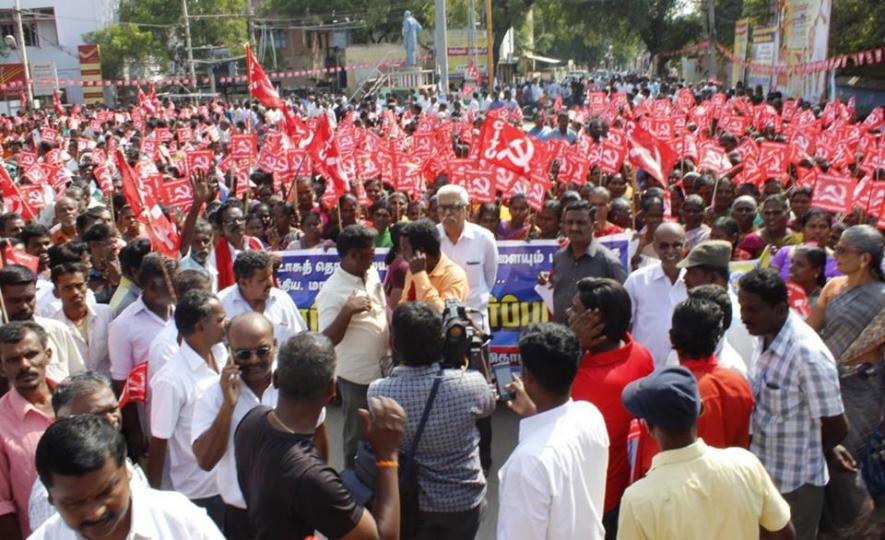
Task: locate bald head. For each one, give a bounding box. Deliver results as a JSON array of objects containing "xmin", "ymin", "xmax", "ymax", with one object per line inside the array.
[
  {"xmin": 654, "ymin": 222, "xmax": 686, "ymax": 242},
  {"xmin": 227, "ymin": 312, "xmax": 275, "ymax": 348}
]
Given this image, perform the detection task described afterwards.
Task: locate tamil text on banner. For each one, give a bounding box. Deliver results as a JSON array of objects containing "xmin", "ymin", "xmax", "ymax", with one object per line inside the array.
[{"xmin": 275, "ymin": 241, "xmax": 561, "ymax": 368}]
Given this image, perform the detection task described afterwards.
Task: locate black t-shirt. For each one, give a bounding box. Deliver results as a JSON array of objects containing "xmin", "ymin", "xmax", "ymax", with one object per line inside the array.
[{"xmin": 235, "ymin": 406, "xmax": 364, "ymax": 540}]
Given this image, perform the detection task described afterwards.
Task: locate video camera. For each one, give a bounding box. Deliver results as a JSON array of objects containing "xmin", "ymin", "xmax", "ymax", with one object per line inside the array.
[{"xmin": 440, "ymin": 299, "xmax": 490, "ymax": 377}]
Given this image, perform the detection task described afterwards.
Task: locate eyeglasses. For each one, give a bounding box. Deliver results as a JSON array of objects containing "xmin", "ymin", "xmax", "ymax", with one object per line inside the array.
[
  {"xmin": 656, "ymin": 241, "xmax": 684, "ymax": 250},
  {"xmin": 439, "ymin": 203, "xmax": 466, "ymax": 214},
  {"xmin": 231, "ymin": 346, "xmax": 273, "ymax": 362}
]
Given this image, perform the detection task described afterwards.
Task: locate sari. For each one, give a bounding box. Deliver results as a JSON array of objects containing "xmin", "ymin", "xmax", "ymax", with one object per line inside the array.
[{"xmin": 821, "ymin": 281, "xmax": 885, "ymax": 459}]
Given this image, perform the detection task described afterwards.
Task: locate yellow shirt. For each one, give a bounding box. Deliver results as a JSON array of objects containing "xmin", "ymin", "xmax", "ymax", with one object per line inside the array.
[
  {"xmin": 617, "ymin": 439, "xmax": 790, "ymax": 540},
  {"xmin": 400, "ymin": 253, "xmax": 468, "ymax": 311}
]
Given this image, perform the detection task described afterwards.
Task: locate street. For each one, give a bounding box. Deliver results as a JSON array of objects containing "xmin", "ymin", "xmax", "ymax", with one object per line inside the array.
[{"xmin": 324, "ymin": 401, "xmax": 522, "ymax": 539}]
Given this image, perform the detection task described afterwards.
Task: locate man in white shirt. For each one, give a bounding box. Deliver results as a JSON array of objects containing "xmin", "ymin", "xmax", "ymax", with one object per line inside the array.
[
  {"xmin": 498, "ymin": 323, "xmax": 609, "ymax": 540},
  {"xmin": 31, "ymin": 415, "xmax": 224, "ymax": 540},
  {"xmin": 435, "ymin": 184, "xmax": 497, "ymax": 472},
  {"xmin": 191, "ymin": 312, "xmax": 329, "ymax": 540},
  {"xmin": 28, "ymin": 371, "xmax": 147, "ymax": 531},
  {"xmin": 436, "ymin": 184, "xmax": 497, "ymax": 335},
  {"xmin": 624, "ymin": 223, "xmax": 688, "ymax": 367},
  {"xmin": 218, "ymin": 250, "xmax": 307, "ymax": 346},
  {"xmin": 0, "ymin": 264, "xmax": 85, "ymax": 382},
  {"xmin": 149, "ymin": 289, "xmax": 227, "ymax": 529},
  {"xmin": 179, "ymin": 219, "xmax": 219, "ymax": 292},
  {"xmin": 147, "ymin": 270, "xmax": 214, "ymax": 380},
  {"xmin": 108, "ymin": 254, "xmax": 177, "ymax": 459},
  {"xmin": 316, "ymin": 225, "xmax": 389, "ymax": 468},
  {"xmin": 47, "ymin": 263, "xmax": 113, "ymax": 377}
]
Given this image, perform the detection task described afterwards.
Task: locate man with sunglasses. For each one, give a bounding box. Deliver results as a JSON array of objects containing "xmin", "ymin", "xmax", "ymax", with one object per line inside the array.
[
  {"xmin": 190, "ymin": 313, "xmax": 328, "ymax": 540},
  {"xmin": 148, "ymin": 290, "xmax": 228, "ymax": 529},
  {"xmin": 623, "ymin": 222, "xmax": 688, "ymax": 367}
]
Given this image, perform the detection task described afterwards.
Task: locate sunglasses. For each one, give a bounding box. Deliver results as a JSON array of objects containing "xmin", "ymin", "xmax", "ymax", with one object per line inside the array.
[{"xmin": 231, "ymin": 346, "xmax": 273, "ymax": 362}]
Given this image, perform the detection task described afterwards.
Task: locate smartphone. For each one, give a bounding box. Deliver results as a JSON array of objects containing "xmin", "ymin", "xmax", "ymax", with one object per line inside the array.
[{"xmin": 493, "ymin": 364, "xmax": 514, "ymax": 401}]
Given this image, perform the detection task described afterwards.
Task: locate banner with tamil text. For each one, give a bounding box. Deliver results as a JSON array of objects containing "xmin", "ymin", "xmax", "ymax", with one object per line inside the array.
[{"xmin": 275, "ymin": 241, "xmax": 560, "ymax": 366}]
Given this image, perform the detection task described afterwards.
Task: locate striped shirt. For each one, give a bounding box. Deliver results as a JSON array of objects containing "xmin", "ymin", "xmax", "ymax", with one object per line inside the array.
[{"xmin": 750, "ymin": 312, "xmax": 844, "ymax": 493}]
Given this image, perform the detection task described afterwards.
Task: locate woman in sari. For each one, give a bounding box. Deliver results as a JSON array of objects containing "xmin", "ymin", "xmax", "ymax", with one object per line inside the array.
[{"xmin": 809, "ymin": 225, "xmax": 885, "ymax": 479}]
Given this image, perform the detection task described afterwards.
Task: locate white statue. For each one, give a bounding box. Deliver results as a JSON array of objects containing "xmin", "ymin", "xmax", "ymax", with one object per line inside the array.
[{"xmin": 402, "ymin": 11, "xmax": 422, "ymax": 67}]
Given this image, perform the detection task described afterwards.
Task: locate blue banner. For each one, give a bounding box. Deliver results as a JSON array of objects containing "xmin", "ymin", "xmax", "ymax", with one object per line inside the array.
[{"xmin": 275, "ymin": 240, "xmax": 560, "ymax": 365}]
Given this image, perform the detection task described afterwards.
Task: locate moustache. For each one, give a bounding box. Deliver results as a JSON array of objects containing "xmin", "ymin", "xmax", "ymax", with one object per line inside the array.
[
  {"xmin": 80, "ymin": 511, "xmax": 115, "ymax": 530},
  {"xmin": 16, "ymin": 369, "xmax": 38, "ymax": 381}
]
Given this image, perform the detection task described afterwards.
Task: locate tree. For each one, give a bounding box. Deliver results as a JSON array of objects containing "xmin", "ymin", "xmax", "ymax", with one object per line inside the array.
[
  {"xmin": 119, "ymin": 0, "xmax": 248, "ymax": 72},
  {"xmin": 268, "ymin": 0, "xmax": 426, "ymax": 44},
  {"xmin": 82, "ymin": 24, "xmax": 166, "ymax": 80}
]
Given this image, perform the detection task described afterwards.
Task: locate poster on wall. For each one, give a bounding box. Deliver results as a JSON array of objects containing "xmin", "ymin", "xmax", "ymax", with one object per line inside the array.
[
  {"xmin": 747, "ymin": 26, "xmax": 777, "ymax": 92},
  {"xmin": 775, "ymin": 0, "xmax": 832, "ymax": 102},
  {"xmin": 732, "ymin": 19, "xmax": 750, "ymax": 88}
]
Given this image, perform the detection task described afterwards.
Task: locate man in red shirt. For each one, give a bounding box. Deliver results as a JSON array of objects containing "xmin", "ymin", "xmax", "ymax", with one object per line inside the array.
[
  {"xmin": 568, "ymin": 277, "xmax": 654, "ymax": 539},
  {"xmin": 634, "ymin": 296, "xmax": 756, "ymax": 479},
  {"xmin": 671, "ymin": 297, "xmax": 755, "ymax": 449}
]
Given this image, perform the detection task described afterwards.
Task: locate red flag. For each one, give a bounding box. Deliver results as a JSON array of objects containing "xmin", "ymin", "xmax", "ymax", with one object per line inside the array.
[
  {"xmin": 0, "ymin": 166, "xmax": 37, "ymax": 221},
  {"xmin": 52, "ymin": 89, "xmax": 64, "ymax": 116},
  {"xmin": 185, "ymin": 150, "xmax": 214, "ymax": 174},
  {"xmin": 246, "ymin": 46, "xmax": 286, "ymax": 109},
  {"xmin": 137, "ymin": 86, "xmax": 156, "ymax": 115},
  {"xmin": 118, "ymin": 362, "xmax": 149, "ymax": 409},
  {"xmin": 464, "ymin": 166, "xmax": 496, "ymax": 203},
  {"xmin": 863, "ymin": 107, "xmax": 883, "ymax": 131},
  {"xmin": 628, "ymin": 127, "xmax": 677, "ymax": 186},
  {"xmin": 2, "ymin": 245, "xmax": 40, "ymax": 274},
  {"xmin": 93, "ymin": 164, "xmax": 114, "ymax": 193},
  {"xmin": 811, "ymin": 173, "xmax": 857, "ymax": 214},
  {"xmin": 477, "ymin": 116, "xmax": 541, "ymax": 177},
  {"xmin": 114, "ymin": 150, "xmax": 180, "ymax": 258},
  {"xmin": 160, "ymin": 178, "xmax": 194, "ymax": 210}
]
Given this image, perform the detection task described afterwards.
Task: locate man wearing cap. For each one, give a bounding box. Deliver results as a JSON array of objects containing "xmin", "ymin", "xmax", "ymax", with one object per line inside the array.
[
  {"xmin": 617, "ymin": 366, "xmax": 795, "ymax": 540},
  {"xmin": 676, "ymin": 239, "xmax": 755, "ymax": 373}
]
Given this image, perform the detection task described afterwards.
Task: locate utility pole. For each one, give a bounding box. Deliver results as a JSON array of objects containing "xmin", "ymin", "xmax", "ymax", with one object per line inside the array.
[
  {"xmin": 467, "ymin": 0, "xmax": 477, "ymax": 76},
  {"xmin": 485, "ymin": 0, "xmax": 494, "ymax": 86},
  {"xmin": 13, "ymin": 0, "xmax": 33, "ymax": 109},
  {"xmin": 181, "ymin": 0, "xmax": 198, "ymax": 91},
  {"xmin": 247, "ymin": 0, "xmax": 256, "ymax": 48},
  {"xmin": 434, "ymin": 0, "xmax": 450, "ymax": 93}
]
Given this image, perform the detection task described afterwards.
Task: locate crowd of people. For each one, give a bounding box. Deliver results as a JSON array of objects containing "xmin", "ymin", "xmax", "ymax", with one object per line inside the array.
[{"xmin": 0, "ymin": 71, "xmax": 882, "ymax": 540}]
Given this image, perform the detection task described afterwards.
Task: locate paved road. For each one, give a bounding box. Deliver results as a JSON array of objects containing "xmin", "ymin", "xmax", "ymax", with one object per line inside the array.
[{"xmin": 324, "ymin": 402, "xmax": 521, "ymax": 540}]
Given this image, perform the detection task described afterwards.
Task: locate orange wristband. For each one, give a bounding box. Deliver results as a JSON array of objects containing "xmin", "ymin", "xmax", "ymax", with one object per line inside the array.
[{"xmin": 375, "ymin": 459, "xmax": 399, "ymax": 469}]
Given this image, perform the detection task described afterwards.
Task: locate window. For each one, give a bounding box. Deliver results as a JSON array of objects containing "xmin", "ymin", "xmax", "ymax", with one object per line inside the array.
[
  {"xmin": 0, "ymin": 19, "xmax": 39, "ymax": 47},
  {"xmin": 272, "ymin": 30, "xmax": 286, "ymax": 49}
]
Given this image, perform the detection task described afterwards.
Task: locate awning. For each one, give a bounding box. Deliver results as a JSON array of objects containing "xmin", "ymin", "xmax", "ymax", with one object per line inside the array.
[{"xmin": 523, "ymin": 52, "xmax": 561, "ymax": 65}]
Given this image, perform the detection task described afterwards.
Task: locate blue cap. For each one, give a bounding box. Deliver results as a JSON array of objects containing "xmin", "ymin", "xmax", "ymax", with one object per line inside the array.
[{"xmin": 621, "ymin": 366, "xmax": 701, "ymax": 430}]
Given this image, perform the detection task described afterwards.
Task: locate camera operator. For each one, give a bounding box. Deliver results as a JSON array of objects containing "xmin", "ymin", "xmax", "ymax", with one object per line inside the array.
[
  {"xmin": 399, "ymin": 219, "xmax": 468, "ymax": 310},
  {"xmin": 368, "ymin": 302, "xmax": 495, "ymax": 539}
]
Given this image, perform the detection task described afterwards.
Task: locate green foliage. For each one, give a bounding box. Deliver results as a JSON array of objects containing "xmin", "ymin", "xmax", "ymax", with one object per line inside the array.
[
  {"xmin": 119, "ymin": 0, "xmax": 248, "ymax": 66},
  {"xmin": 82, "ymin": 23, "xmax": 165, "ymax": 80},
  {"xmin": 830, "ymin": 0, "xmax": 885, "ymax": 55},
  {"xmin": 268, "ymin": 0, "xmax": 426, "ymax": 43}
]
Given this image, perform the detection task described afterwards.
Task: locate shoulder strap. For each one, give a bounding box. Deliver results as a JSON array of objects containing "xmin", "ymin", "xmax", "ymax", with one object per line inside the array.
[{"xmin": 404, "ymin": 367, "xmax": 444, "ymax": 459}]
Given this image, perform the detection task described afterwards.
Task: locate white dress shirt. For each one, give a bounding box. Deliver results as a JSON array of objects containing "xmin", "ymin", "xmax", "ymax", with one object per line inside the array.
[
  {"xmin": 316, "ymin": 266, "xmax": 389, "ymax": 385},
  {"xmin": 190, "ymin": 381, "xmax": 327, "ymax": 508},
  {"xmin": 150, "ymin": 341, "xmax": 225, "ymax": 499},
  {"xmin": 28, "ymin": 481, "xmax": 225, "ymax": 540},
  {"xmin": 727, "ymin": 290, "xmax": 757, "ymax": 374},
  {"xmin": 437, "ymin": 221, "xmax": 498, "ymax": 334},
  {"xmin": 623, "ymin": 262, "xmax": 687, "ymax": 367},
  {"xmin": 47, "ymin": 303, "xmax": 113, "ymax": 378},
  {"xmin": 218, "ymin": 285, "xmax": 307, "ymax": 345},
  {"xmin": 33, "ymin": 315, "xmax": 86, "ymax": 382},
  {"xmin": 147, "ymin": 322, "xmax": 179, "ymax": 383},
  {"xmin": 108, "ymin": 297, "xmax": 172, "ymax": 381},
  {"xmin": 498, "ymin": 399, "xmax": 609, "ymax": 540}
]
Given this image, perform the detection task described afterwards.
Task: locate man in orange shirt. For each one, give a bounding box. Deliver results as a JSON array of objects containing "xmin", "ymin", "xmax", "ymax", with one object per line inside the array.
[
  {"xmin": 634, "ymin": 296, "xmax": 755, "ymax": 479},
  {"xmin": 671, "ymin": 297, "xmax": 755, "ymax": 449},
  {"xmin": 399, "ymin": 219, "xmax": 468, "ymax": 311}
]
